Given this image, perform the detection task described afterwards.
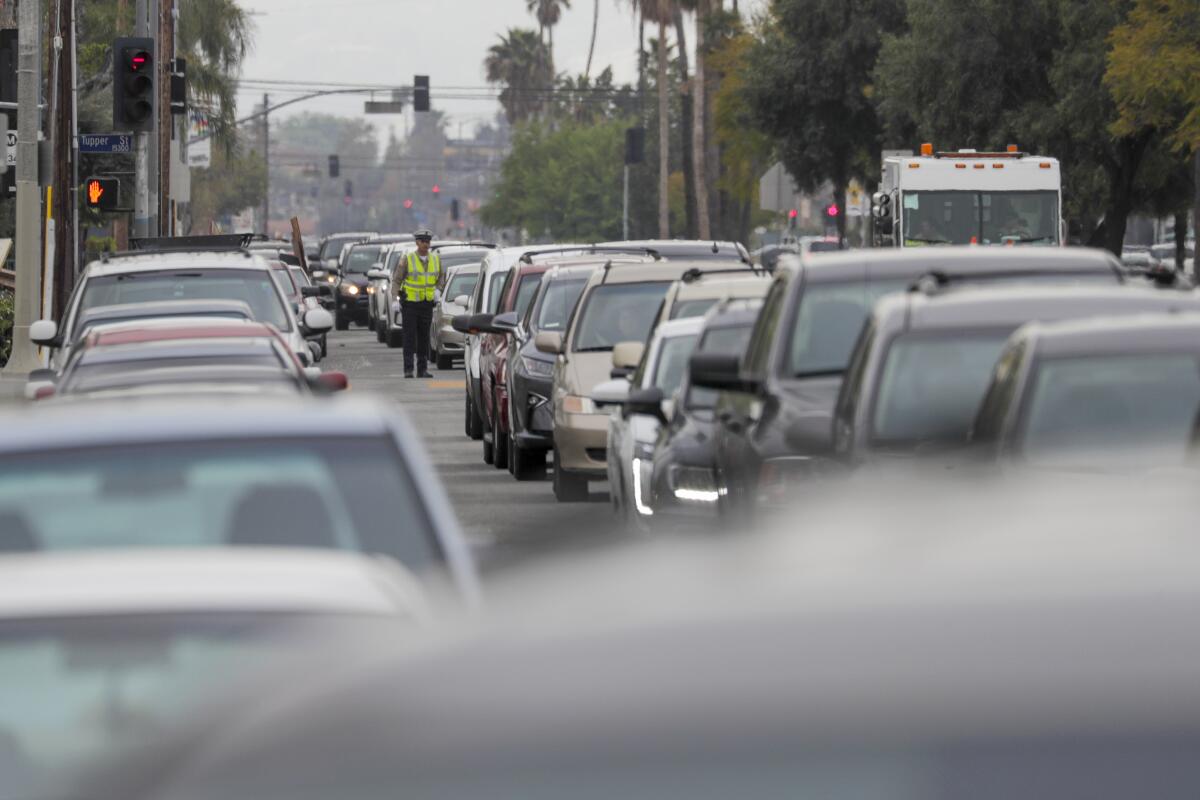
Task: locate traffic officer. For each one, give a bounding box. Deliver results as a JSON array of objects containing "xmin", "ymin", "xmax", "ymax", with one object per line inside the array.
[{"xmin": 393, "ymin": 230, "xmax": 443, "ymax": 378}]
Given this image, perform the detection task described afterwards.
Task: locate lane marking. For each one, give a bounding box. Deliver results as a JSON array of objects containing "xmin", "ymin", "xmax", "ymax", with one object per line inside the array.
[{"xmin": 428, "ymin": 380, "xmax": 465, "ymax": 389}]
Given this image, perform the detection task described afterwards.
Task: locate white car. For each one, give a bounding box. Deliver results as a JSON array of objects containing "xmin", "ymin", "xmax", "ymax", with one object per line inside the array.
[
  {"xmin": 29, "ymin": 250, "xmax": 332, "ymax": 369},
  {"xmin": 0, "ymin": 547, "xmax": 425, "ymax": 797},
  {"xmin": 597, "ymin": 316, "xmax": 704, "ymax": 527}
]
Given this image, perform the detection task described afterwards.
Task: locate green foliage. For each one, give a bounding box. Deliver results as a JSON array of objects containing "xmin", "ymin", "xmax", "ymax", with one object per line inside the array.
[
  {"xmin": 711, "ymin": 32, "xmax": 774, "ymax": 222},
  {"xmin": 84, "ymin": 237, "xmax": 117, "ymax": 263},
  {"xmin": 743, "ymin": 0, "xmax": 905, "ymax": 239},
  {"xmin": 1106, "ymin": 0, "xmax": 1200, "ymax": 153},
  {"xmin": 485, "ymin": 28, "xmax": 554, "ymax": 124},
  {"xmin": 481, "ymin": 118, "xmax": 629, "ymax": 241},
  {"xmin": 0, "ymin": 290, "xmax": 13, "ymax": 367}
]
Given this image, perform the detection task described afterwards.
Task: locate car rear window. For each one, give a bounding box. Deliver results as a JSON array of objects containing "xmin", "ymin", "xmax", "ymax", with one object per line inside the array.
[
  {"xmin": 670, "ymin": 298, "xmax": 719, "ymax": 320},
  {"xmin": 653, "ymin": 333, "xmax": 699, "ymax": 395},
  {"xmin": 343, "ymin": 246, "xmax": 383, "ymax": 274},
  {"xmin": 572, "ymin": 282, "xmax": 671, "ymax": 352},
  {"xmin": 0, "ymin": 437, "xmax": 442, "ymax": 571}
]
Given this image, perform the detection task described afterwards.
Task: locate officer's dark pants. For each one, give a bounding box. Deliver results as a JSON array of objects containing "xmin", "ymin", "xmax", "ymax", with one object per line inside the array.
[{"xmin": 401, "ymin": 299, "xmax": 434, "ymax": 373}]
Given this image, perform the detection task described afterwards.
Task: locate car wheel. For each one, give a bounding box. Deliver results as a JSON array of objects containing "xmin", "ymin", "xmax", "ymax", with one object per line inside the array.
[
  {"xmin": 375, "ymin": 320, "xmax": 386, "ymax": 343},
  {"xmin": 492, "ymin": 396, "xmax": 509, "ymax": 471},
  {"xmin": 334, "ymin": 310, "xmax": 350, "ymax": 331},
  {"xmin": 510, "ymin": 439, "xmax": 545, "ymax": 481},
  {"xmin": 436, "ymin": 351, "xmax": 454, "ymax": 370},
  {"xmin": 552, "ymin": 449, "xmax": 589, "ymax": 502},
  {"xmin": 319, "ymin": 334, "xmax": 328, "ymax": 359},
  {"xmin": 385, "ymin": 325, "xmax": 402, "ymax": 349},
  {"xmin": 466, "ymin": 389, "xmax": 483, "ymax": 440}
]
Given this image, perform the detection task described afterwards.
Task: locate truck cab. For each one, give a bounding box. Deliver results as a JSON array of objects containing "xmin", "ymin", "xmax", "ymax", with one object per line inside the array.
[{"xmin": 872, "ymin": 144, "xmax": 1064, "ymax": 248}]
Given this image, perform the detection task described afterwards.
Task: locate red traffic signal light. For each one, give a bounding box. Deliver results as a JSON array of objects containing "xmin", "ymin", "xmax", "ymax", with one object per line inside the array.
[
  {"xmin": 826, "ymin": 204, "xmax": 839, "ymax": 217},
  {"xmin": 788, "ymin": 209, "xmax": 798, "ymax": 219},
  {"xmin": 403, "ymin": 199, "xmax": 413, "ymax": 209},
  {"xmin": 113, "ymin": 37, "xmax": 155, "ymax": 131},
  {"xmin": 432, "ymin": 184, "xmax": 440, "ymax": 195}
]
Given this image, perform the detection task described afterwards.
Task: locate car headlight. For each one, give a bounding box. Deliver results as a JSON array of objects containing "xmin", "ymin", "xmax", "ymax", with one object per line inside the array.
[
  {"xmin": 366, "ymin": 285, "xmax": 375, "ymax": 295},
  {"xmin": 341, "ymin": 284, "xmax": 360, "ymax": 296},
  {"xmin": 325, "ymin": 274, "xmax": 337, "ymax": 284},
  {"xmin": 631, "ymin": 457, "xmax": 654, "ymax": 516},
  {"xmin": 562, "ymin": 394, "xmax": 595, "ymax": 414},
  {"xmin": 520, "ymin": 356, "xmax": 554, "ymax": 377},
  {"xmin": 669, "ymin": 465, "xmax": 719, "ymax": 505}
]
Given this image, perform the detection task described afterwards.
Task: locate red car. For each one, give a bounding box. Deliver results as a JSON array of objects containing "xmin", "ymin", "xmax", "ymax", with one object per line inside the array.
[{"xmin": 477, "ymin": 260, "xmax": 553, "ymax": 470}]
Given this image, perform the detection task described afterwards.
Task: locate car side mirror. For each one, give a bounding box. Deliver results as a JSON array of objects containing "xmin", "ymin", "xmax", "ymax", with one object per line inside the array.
[
  {"xmin": 611, "ymin": 341, "xmax": 644, "ymax": 371},
  {"xmin": 534, "ymin": 331, "xmax": 564, "ymax": 355},
  {"xmin": 302, "ymin": 307, "xmax": 334, "ymax": 333},
  {"xmin": 591, "ymin": 378, "xmax": 631, "ymax": 407},
  {"xmin": 492, "ymin": 311, "xmax": 519, "ymax": 333},
  {"xmin": 300, "ymin": 285, "xmax": 323, "ymax": 298},
  {"xmin": 452, "ymin": 314, "xmax": 486, "ymax": 335},
  {"xmin": 367, "ymin": 269, "xmax": 388, "ymax": 280},
  {"xmin": 30, "ymin": 319, "xmax": 60, "ymax": 348},
  {"xmin": 689, "ymin": 352, "xmax": 758, "ymax": 393},
  {"xmin": 453, "ymin": 294, "xmax": 470, "ymax": 307},
  {"xmin": 624, "ymin": 386, "xmax": 666, "ymax": 423}
]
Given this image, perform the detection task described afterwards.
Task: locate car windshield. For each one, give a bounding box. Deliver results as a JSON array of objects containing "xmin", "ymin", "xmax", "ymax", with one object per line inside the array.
[
  {"xmin": 317, "ymin": 236, "xmax": 365, "ymax": 261},
  {"xmin": 533, "ymin": 277, "xmax": 587, "ymax": 332},
  {"xmin": 902, "ymin": 190, "xmax": 1060, "ymax": 246},
  {"xmin": 653, "ymin": 333, "xmax": 699, "ymax": 395},
  {"xmin": 288, "ymin": 267, "xmax": 310, "ymax": 287},
  {"xmin": 872, "ymin": 332, "xmax": 1011, "ymax": 446},
  {"xmin": 78, "ymin": 270, "xmax": 292, "ymax": 333},
  {"xmin": 515, "ymin": 275, "xmax": 543, "ymax": 318},
  {"xmin": 343, "ymin": 246, "xmax": 383, "ymax": 274},
  {"xmin": 572, "ymin": 282, "xmax": 671, "ymax": 352},
  {"xmin": 0, "ymin": 437, "xmax": 441, "ymax": 570},
  {"xmin": 60, "ymin": 354, "xmax": 289, "ymax": 393},
  {"xmin": 445, "ymin": 272, "xmax": 478, "ymax": 302},
  {"xmin": 1020, "ymin": 353, "xmax": 1200, "ymax": 468},
  {"xmin": 438, "ymin": 251, "xmax": 489, "ymax": 270},
  {"xmin": 0, "ymin": 612, "xmax": 340, "ymax": 797},
  {"xmin": 787, "ymin": 280, "xmax": 907, "ymax": 377},
  {"xmin": 686, "ymin": 324, "xmax": 754, "ymax": 411},
  {"xmin": 670, "ymin": 298, "xmax": 719, "ymax": 319}
]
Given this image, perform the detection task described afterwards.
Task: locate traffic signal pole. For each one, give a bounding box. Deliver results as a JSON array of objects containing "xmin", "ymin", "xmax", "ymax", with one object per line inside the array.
[
  {"xmin": 4, "ymin": 0, "xmax": 44, "ymax": 374},
  {"xmin": 132, "ymin": 0, "xmax": 151, "ymax": 238}
]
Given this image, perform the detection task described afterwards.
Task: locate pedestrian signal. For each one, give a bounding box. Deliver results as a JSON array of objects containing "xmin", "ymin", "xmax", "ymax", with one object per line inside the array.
[{"xmin": 84, "ymin": 177, "xmax": 120, "ymax": 210}]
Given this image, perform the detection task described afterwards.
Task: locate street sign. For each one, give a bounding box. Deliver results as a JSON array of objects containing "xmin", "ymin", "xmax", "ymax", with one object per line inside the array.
[
  {"xmin": 364, "ymin": 101, "xmax": 405, "ymax": 114},
  {"xmin": 4, "ymin": 127, "xmax": 14, "ymax": 171},
  {"xmin": 78, "ymin": 133, "xmax": 134, "ymax": 154},
  {"xmin": 83, "ymin": 177, "xmax": 121, "ymax": 210}
]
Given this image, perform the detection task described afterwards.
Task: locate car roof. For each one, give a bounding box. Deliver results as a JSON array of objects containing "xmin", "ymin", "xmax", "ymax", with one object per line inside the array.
[
  {"xmin": 596, "ymin": 239, "xmax": 749, "ymax": 259},
  {"xmin": 673, "ymin": 273, "xmax": 771, "ymax": 301},
  {"xmin": 78, "ymin": 299, "xmax": 256, "ymax": 322},
  {"xmin": 587, "ymin": 260, "xmax": 757, "ymax": 286},
  {"xmin": 875, "ymin": 285, "xmax": 1200, "ymax": 332},
  {"xmin": 60, "ymin": 365, "xmax": 303, "ymax": 396},
  {"xmin": 1018, "ymin": 312, "xmax": 1200, "ymax": 358},
  {"xmin": 0, "ymin": 549, "xmax": 425, "ymax": 620},
  {"xmin": 780, "ymin": 246, "xmax": 1123, "ymax": 284},
  {"xmin": 77, "ymin": 338, "xmax": 286, "ymax": 366},
  {"xmin": 83, "ymin": 250, "xmax": 273, "ymax": 277},
  {"xmin": 88, "ymin": 321, "xmax": 279, "ymax": 348},
  {"xmin": 0, "ymin": 396, "xmax": 395, "ymax": 454}
]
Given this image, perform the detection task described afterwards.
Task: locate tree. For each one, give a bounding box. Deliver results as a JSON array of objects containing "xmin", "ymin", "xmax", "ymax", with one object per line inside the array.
[
  {"xmin": 745, "ymin": 0, "xmax": 904, "ymax": 244},
  {"xmin": 481, "ymin": 119, "xmax": 630, "ymax": 241},
  {"xmin": 177, "ymin": 0, "xmax": 254, "ymax": 148},
  {"xmin": 690, "ymin": 0, "xmax": 712, "ymax": 239},
  {"xmin": 527, "ymin": 0, "xmax": 572, "ymax": 72},
  {"xmin": 485, "ymin": 28, "xmax": 554, "ymax": 124},
  {"xmin": 585, "ymin": 0, "xmax": 600, "ymax": 78}
]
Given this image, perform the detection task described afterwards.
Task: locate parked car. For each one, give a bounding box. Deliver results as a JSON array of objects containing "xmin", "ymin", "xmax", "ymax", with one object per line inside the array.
[
  {"xmin": 830, "ymin": 285, "xmax": 1200, "ymax": 480},
  {"xmin": 0, "ymin": 396, "xmax": 479, "ymax": 603},
  {"xmin": 503, "ymin": 262, "xmax": 596, "ymax": 480},
  {"xmin": 287, "ymin": 265, "xmax": 331, "ymax": 357},
  {"xmin": 647, "ymin": 299, "xmax": 763, "ymax": 524},
  {"xmin": 333, "ymin": 241, "xmax": 388, "ymax": 330},
  {"xmin": 653, "ymin": 268, "xmax": 770, "ymax": 326},
  {"xmin": 40, "ymin": 320, "xmax": 348, "ymax": 400},
  {"xmin": 749, "ymin": 243, "xmax": 798, "ymax": 272},
  {"xmin": 29, "ymin": 250, "xmax": 333, "ymax": 370},
  {"xmin": 971, "ymin": 313, "xmax": 1200, "ymax": 470},
  {"xmin": 537, "ymin": 258, "xmax": 759, "ymax": 502},
  {"xmin": 601, "ymin": 316, "xmax": 704, "ymax": 526},
  {"xmin": 694, "ymin": 246, "xmax": 1125, "ymax": 518},
  {"xmin": 0, "ymin": 548, "xmax": 426, "ymax": 798},
  {"xmin": 430, "ymin": 263, "xmax": 480, "ymax": 367}
]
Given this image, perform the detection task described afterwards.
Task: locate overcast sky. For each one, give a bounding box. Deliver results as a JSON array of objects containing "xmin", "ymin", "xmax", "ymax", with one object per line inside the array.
[{"xmin": 237, "ymin": 0, "xmax": 766, "ymax": 139}]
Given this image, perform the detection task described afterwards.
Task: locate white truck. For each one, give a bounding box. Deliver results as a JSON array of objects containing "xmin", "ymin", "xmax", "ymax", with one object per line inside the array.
[{"xmin": 872, "ymin": 145, "xmax": 1064, "ymax": 248}]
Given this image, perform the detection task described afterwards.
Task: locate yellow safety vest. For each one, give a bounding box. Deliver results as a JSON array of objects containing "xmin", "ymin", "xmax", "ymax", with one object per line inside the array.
[{"xmin": 403, "ymin": 251, "xmax": 441, "ymax": 302}]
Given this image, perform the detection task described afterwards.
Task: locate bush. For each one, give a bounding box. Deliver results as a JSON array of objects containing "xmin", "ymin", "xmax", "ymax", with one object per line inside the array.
[
  {"xmin": 85, "ymin": 236, "xmax": 117, "ymax": 263},
  {"xmin": 0, "ymin": 289, "xmax": 14, "ymax": 367}
]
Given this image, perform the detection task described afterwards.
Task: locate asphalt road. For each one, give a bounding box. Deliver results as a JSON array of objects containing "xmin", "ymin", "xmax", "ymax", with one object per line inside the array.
[{"xmin": 321, "ymin": 325, "xmax": 629, "ymax": 576}]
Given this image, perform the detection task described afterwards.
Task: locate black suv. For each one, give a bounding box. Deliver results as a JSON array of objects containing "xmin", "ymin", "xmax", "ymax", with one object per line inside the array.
[{"xmin": 691, "ymin": 246, "xmax": 1124, "ymax": 516}]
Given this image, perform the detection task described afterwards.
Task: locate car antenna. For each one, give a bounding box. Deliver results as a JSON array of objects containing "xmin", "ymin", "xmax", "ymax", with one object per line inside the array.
[
  {"xmin": 711, "ymin": 241, "xmax": 720, "ymax": 253},
  {"xmin": 600, "ymin": 259, "xmax": 615, "ymax": 284}
]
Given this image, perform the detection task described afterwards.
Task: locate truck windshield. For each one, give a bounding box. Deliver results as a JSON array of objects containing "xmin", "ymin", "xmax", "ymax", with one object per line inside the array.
[{"xmin": 902, "ymin": 190, "xmax": 1059, "ymax": 246}]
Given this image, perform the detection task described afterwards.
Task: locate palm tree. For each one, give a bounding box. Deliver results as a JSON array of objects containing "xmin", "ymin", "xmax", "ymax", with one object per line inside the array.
[
  {"xmin": 485, "ymin": 28, "xmax": 554, "ymax": 124},
  {"xmin": 621, "ymin": 0, "xmax": 675, "ymax": 238},
  {"xmin": 526, "ymin": 0, "xmax": 571, "ymax": 73},
  {"xmin": 689, "ymin": 0, "xmax": 712, "ymax": 238},
  {"xmin": 177, "ymin": 0, "xmax": 254, "ymax": 149},
  {"xmin": 584, "ymin": 0, "xmax": 600, "ymax": 79}
]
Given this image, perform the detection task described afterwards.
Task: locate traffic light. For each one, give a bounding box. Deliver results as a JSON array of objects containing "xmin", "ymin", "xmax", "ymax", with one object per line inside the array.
[
  {"xmin": 788, "ymin": 208, "xmax": 798, "ymax": 228},
  {"xmin": 450, "ymin": 198, "xmax": 460, "ymax": 221},
  {"xmin": 826, "ymin": 203, "xmax": 840, "ymax": 218},
  {"xmin": 413, "ymin": 75, "xmax": 430, "ymax": 112},
  {"xmin": 112, "ymin": 37, "xmax": 155, "ymax": 132},
  {"xmin": 344, "ymin": 179, "xmax": 353, "ymax": 198},
  {"xmin": 403, "ymin": 198, "xmax": 413, "ymax": 209},
  {"xmin": 328, "ymin": 154, "xmax": 339, "ymax": 178},
  {"xmin": 432, "ymin": 184, "xmax": 440, "ymax": 196},
  {"xmin": 83, "ymin": 177, "xmax": 120, "ymax": 211}
]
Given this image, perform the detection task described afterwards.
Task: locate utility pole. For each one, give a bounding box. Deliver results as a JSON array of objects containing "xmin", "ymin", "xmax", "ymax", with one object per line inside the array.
[
  {"xmin": 262, "ymin": 92, "xmax": 269, "ymax": 234},
  {"xmin": 157, "ymin": 0, "xmax": 172, "ymax": 230},
  {"xmin": 5, "ymin": 0, "xmax": 43, "ymax": 373},
  {"xmin": 132, "ymin": 0, "xmax": 150, "ymax": 238},
  {"xmin": 50, "ymin": 0, "xmax": 76, "ymax": 318}
]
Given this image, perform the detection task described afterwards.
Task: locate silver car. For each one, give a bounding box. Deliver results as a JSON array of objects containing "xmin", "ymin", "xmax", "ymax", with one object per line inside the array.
[
  {"xmin": 30, "ymin": 250, "xmax": 332, "ymax": 368},
  {"xmin": 431, "ymin": 263, "xmax": 480, "ymax": 369}
]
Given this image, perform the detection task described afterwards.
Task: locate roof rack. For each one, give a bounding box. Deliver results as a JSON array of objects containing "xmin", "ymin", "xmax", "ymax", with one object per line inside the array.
[
  {"xmin": 518, "ymin": 245, "xmax": 661, "ymax": 264},
  {"xmin": 680, "ymin": 265, "xmax": 765, "ymax": 283},
  {"xmin": 129, "ymin": 234, "xmax": 255, "ymax": 252},
  {"xmin": 432, "ymin": 241, "xmax": 497, "ymax": 251}
]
